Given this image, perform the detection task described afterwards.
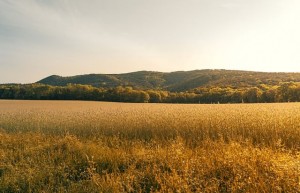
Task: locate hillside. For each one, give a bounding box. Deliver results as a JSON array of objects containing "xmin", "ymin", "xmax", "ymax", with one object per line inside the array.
[{"xmin": 37, "ymin": 69, "xmax": 300, "ymax": 92}]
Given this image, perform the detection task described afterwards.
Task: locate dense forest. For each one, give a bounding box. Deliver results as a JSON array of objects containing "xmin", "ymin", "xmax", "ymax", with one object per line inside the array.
[{"xmin": 1, "ymin": 82, "xmax": 300, "ymax": 103}]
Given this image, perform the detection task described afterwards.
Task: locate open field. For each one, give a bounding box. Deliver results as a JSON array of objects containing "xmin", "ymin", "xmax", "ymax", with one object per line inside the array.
[{"xmin": 0, "ymin": 100, "xmax": 300, "ymax": 192}]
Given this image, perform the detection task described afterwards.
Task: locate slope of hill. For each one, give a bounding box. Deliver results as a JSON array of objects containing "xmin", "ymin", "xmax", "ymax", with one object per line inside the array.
[{"xmin": 37, "ymin": 69, "xmax": 300, "ymax": 92}]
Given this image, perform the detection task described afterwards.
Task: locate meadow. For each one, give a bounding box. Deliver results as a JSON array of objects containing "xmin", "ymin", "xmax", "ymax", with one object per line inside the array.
[{"xmin": 0, "ymin": 100, "xmax": 299, "ymax": 192}]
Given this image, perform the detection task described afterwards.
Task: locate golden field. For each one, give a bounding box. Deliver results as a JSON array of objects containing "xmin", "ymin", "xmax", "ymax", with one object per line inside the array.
[{"xmin": 0, "ymin": 100, "xmax": 299, "ymax": 192}]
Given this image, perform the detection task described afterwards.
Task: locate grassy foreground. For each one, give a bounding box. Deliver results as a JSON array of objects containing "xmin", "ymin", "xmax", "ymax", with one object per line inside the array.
[{"xmin": 0, "ymin": 100, "xmax": 299, "ymax": 192}]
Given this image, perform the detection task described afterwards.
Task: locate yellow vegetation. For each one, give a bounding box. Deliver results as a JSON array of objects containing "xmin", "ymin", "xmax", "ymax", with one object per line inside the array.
[{"xmin": 0, "ymin": 100, "xmax": 299, "ymax": 192}]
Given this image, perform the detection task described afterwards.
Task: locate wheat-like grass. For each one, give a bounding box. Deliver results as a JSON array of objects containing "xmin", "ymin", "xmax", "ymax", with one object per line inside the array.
[{"xmin": 0, "ymin": 100, "xmax": 299, "ymax": 192}]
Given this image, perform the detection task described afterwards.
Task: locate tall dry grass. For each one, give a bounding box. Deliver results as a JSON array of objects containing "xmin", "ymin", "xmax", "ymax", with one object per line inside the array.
[{"xmin": 0, "ymin": 100, "xmax": 299, "ymax": 192}]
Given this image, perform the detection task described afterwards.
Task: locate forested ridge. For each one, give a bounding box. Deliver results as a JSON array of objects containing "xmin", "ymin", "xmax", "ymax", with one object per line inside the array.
[
  {"xmin": 2, "ymin": 69, "xmax": 300, "ymax": 103},
  {"xmin": 37, "ymin": 69, "xmax": 300, "ymax": 91}
]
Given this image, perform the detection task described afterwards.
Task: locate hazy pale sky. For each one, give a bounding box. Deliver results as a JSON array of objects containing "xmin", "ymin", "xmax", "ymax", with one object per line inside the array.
[{"xmin": 1, "ymin": 0, "xmax": 300, "ymax": 83}]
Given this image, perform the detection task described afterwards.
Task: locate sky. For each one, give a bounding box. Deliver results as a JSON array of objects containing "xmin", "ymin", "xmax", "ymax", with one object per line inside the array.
[{"xmin": 1, "ymin": 0, "xmax": 300, "ymax": 83}]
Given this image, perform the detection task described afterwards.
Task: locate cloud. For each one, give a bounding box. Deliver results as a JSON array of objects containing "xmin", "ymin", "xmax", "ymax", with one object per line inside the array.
[{"xmin": 1, "ymin": 0, "xmax": 300, "ymax": 83}]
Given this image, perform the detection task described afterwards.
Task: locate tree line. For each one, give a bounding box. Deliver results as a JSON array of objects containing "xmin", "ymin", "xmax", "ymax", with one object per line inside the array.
[{"xmin": 1, "ymin": 82, "xmax": 300, "ymax": 103}]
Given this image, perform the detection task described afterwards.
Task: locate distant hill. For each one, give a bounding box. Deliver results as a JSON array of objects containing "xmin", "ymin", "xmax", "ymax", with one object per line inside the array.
[{"xmin": 37, "ymin": 69, "xmax": 300, "ymax": 92}]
